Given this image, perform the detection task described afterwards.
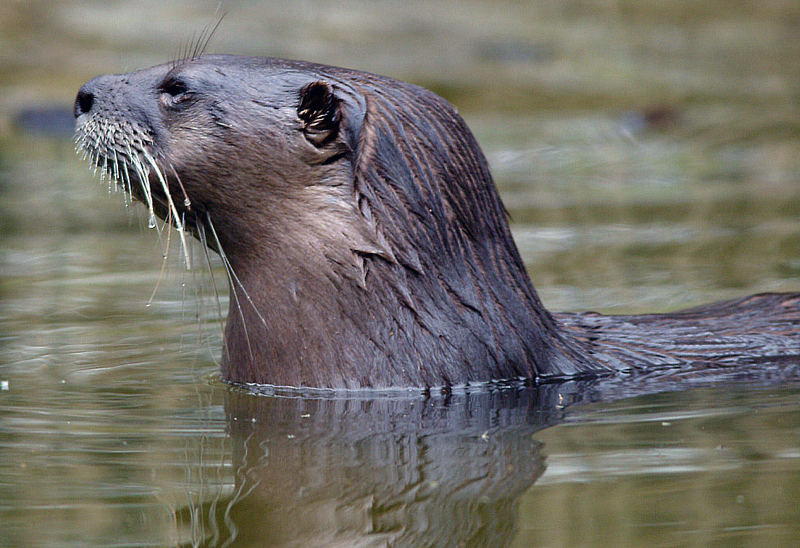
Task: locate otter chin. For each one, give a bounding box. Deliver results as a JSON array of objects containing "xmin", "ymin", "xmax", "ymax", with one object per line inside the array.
[{"xmin": 74, "ymin": 54, "xmax": 800, "ymax": 389}]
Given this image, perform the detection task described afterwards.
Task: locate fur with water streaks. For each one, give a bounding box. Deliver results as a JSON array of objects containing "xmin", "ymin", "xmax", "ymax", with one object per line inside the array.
[{"xmin": 74, "ymin": 55, "xmax": 800, "ymax": 389}]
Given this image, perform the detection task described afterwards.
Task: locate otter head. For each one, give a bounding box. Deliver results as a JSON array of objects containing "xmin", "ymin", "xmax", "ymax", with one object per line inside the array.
[
  {"xmin": 74, "ymin": 55, "xmax": 375, "ymax": 261},
  {"xmin": 74, "ymin": 55, "xmax": 599, "ymax": 388}
]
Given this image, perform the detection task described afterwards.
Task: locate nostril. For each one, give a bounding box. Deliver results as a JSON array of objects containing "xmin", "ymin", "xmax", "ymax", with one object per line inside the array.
[{"xmin": 74, "ymin": 88, "xmax": 95, "ymax": 118}]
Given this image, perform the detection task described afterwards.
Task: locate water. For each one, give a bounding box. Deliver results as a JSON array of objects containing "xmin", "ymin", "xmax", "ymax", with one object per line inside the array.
[{"xmin": 2, "ymin": 1, "xmax": 800, "ymax": 546}]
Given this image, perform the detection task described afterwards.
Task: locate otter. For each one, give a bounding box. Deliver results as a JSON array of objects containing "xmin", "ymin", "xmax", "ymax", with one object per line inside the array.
[{"xmin": 73, "ymin": 55, "xmax": 800, "ymax": 389}]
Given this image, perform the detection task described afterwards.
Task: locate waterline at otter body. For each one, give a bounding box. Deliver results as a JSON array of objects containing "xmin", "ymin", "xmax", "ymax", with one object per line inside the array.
[{"xmin": 73, "ymin": 55, "xmax": 800, "ymax": 389}]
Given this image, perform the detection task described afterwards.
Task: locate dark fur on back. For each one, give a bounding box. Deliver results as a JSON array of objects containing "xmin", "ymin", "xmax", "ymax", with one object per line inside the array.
[
  {"xmin": 74, "ymin": 55, "xmax": 799, "ymax": 389},
  {"xmin": 314, "ymin": 66, "xmax": 605, "ymax": 385}
]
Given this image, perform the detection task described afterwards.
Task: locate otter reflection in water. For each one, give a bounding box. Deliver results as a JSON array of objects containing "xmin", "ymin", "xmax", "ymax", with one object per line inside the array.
[
  {"xmin": 195, "ymin": 387, "xmax": 550, "ymax": 546},
  {"xmin": 175, "ymin": 365, "xmax": 797, "ymax": 546},
  {"xmin": 73, "ymin": 55, "xmax": 800, "ymax": 389}
]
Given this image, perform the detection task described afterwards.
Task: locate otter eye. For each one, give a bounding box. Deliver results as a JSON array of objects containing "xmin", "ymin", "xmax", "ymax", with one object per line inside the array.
[
  {"xmin": 298, "ymin": 81, "xmax": 340, "ymax": 147},
  {"xmin": 160, "ymin": 78, "xmax": 193, "ymax": 107}
]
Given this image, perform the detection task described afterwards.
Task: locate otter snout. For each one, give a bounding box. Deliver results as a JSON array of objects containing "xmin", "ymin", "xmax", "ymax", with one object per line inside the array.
[
  {"xmin": 74, "ymin": 84, "xmax": 95, "ymax": 118},
  {"xmin": 74, "ymin": 75, "xmax": 116, "ymax": 119},
  {"xmin": 73, "ymin": 74, "xmax": 132, "ymax": 121},
  {"xmin": 73, "ymin": 71, "xmax": 160, "ymax": 156}
]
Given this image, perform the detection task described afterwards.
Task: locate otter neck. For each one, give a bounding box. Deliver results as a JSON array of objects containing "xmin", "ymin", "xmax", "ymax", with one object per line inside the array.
[{"xmin": 214, "ymin": 198, "xmax": 601, "ymax": 389}]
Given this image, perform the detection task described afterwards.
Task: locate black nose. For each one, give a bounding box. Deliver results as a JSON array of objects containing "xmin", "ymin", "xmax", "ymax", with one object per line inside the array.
[{"xmin": 74, "ymin": 84, "xmax": 95, "ymax": 118}]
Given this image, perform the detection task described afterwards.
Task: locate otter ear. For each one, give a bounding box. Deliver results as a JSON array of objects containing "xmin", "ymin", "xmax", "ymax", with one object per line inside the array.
[{"xmin": 297, "ymin": 81, "xmax": 340, "ymax": 147}]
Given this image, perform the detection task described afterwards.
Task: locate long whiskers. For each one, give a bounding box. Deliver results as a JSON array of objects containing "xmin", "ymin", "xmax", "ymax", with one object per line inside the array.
[
  {"xmin": 205, "ymin": 211, "xmax": 269, "ymax": 362},
  {"xmin": 76, "ymin": 108, "xmax": 256, "ymax": 370},
  {"xmin": 204, "ymin": 213, "xmax": 253, "ymax": 360},
  {"xmin": 147, "ymin": 205, "xmax": 174, "ymax": 307},
  {"xmin": 193, "ymin": 8, "xmax": 226, "ymax": 61},
  {"xmin": 74, "ymin": 115, "xmax": 194, "ymax": 270},
  {"xmin": 126, "ymin": 144, "xmax": 157, "ymax": 228},
  {"xmin": 205, "ymin": 212, "xmax": 268, "ymax": 329},
  {"xmin": 171, "ymin": 4, "xmax": 227, "ymax": 69},
  {"xmin": 170, "ymin": 163, "xmax": 192, "ymax": 210},
  {"xmin": 143, "ymin": 151, "xmax": 191, "ymax": 270},
  {"xmin": 198, "ymin": 223, "xmax": 228, "ymax": 364}
]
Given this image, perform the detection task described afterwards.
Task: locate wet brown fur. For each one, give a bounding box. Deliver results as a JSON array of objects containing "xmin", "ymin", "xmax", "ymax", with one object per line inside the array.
[{"xmin": 74, "ymin": 55, "xmax": 800, "ymax": 389}]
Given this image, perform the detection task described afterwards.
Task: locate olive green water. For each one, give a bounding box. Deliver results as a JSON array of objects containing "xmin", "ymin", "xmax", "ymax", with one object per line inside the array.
[{"xmin": 2, "ymin": 1, "xmax": 800, "ymax": 546}]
